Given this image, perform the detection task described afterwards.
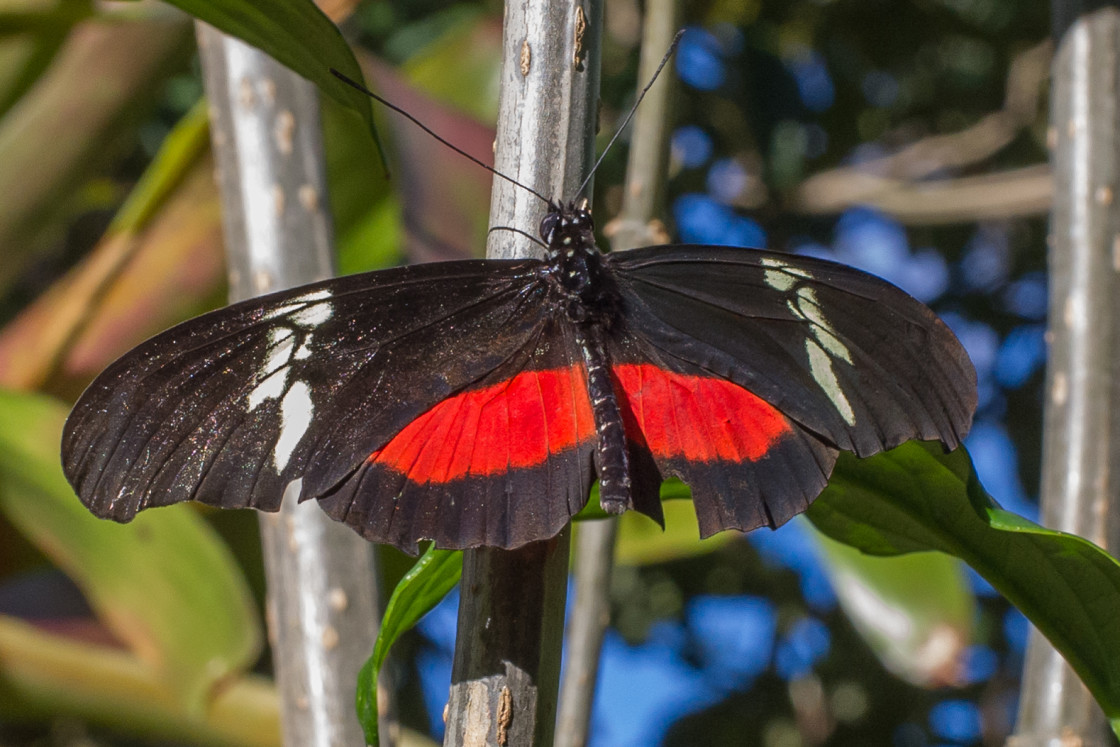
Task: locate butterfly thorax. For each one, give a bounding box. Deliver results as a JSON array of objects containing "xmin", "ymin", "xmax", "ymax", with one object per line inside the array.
[{"xmin": 541, "ymin": 202, "xmax": 620, "ymax": 327}]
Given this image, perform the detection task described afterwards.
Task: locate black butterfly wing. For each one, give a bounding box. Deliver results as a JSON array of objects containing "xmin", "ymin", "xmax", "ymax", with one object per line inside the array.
[
  {"xmin": 605, "ymin": 244, "xmax": 976, "ymax": 537},
  {"xmin": 62, "ymin": 259, "xmax": 595, "ymax": 552}
]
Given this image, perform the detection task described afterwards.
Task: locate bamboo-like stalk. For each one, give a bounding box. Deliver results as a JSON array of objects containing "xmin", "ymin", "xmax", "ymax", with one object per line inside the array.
[
  {"xmin": 1007, "ymin": 7, "xmax": 1120, "ymax": 746},
  {"xmin": 554, "ymin": 4, "xmax": 679, "ymax": 746},
  {"xmin": 444, "ymin": 3, "xmax": 603, "ymax": 746},
  {"xmin": 195, "ymin": 24, "xmax": 386, "ymax": 747}
]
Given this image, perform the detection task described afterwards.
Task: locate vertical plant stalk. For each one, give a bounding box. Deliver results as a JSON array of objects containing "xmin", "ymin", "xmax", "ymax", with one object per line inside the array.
[
  {"xmin": 195, "ymin": 24, "xmax": 385, "ymax": 747},
  {"xmin": 445, "ymin": 2, "xmax": 603, "ymax": 746},
  {"xmin": 1009, "ymin": 7, "xmax": 1120, "ymax": 746},
  {"xmin": 554, "ymin": 4, "xmax": 679, "ymax": 747},
  {"xmin": 605, "ymin": 0, "xmax": 680, "ymax": 255}
]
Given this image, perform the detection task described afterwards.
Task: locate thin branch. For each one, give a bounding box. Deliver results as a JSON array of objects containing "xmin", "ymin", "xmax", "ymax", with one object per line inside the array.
[
  {"xmin": 444, "ymin": 2, "xmax": 603, "ymax": 745},
  {"xmin": 791, "ymin": 40, "xmax": 1052, "ymax": 224},
  {"xmin": 793, "ymin": 164, "xmax": 1051, "ymax": 225}
]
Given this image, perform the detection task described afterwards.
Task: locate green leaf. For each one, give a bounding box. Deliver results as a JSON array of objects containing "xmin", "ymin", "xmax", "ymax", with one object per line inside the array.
[
  {"xmin": 813, "ymin": 528, "xmax": 974, "ymax": 685},
  {"xmin": 357, "ymin": 545, "xmax": 462, "ymax": 746},
  {"xmin": 613, "ymin": 494, "xmax": 736, "ymax": 565},
  {"xmin": 397, "ymin": 7, "xmax": 501, "ymax": 123},
  {"xmin": 160, "ymin": 0, "xmax": 378, "ymax": 141},
  {"xmin": 109, "ymin": 97, "xmax": 211, "ymax": 232},
  {"xmin": 574, "ymin": 479, "xmax": 734, "ymax": 565},
  {"xmin": 0, "ymin": 390, "xmax": 261, "ymax": 710},
  {"xmin": 808, "ymin": 441, "xmax": 1120, "ymax": 719}
]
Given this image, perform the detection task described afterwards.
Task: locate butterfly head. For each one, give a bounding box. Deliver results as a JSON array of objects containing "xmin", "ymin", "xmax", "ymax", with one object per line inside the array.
[{"xmin": 540, "ymin": 200, "xmax": 595, "ymax": 258}]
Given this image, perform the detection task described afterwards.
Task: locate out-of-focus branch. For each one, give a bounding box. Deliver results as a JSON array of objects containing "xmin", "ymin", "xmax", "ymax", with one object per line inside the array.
[
  {"xmin": 196, "ymin": 23, "xmax": 386, "ymax": 747},
  {"xmin": 0, "ymin": 8, "xmax": 192, "ymax": 295},
  {"xmin": 602, "ymin": 0, "xmax": 680, "ymax": 253},
  {"xmin": 791, "ymin": 41, "xmax": 1052, "ymax": 224},
  {"xmin": 1007, "ymin": 8, "xmax": 1120, "ymax": 747},
  {"xmin": 795, "ymin": 164, "xmax": 1051, "ymax": 225}
]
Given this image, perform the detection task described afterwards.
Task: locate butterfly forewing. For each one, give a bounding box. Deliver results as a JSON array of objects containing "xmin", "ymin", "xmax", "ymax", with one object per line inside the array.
[{"xmin": 608, "ymin": 245, "xmax": 976, "ymax": 455}]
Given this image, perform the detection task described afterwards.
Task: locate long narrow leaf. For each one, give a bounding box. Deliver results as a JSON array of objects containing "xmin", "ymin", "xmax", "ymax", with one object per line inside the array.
[
  {"xmin": 161, "ymin": 0, "xmax": 378, "ymax": 142},
  {"xmin": 813, "ymin": 530, "xmax": 974, "ymax": 685},
  {"xmin": 0, "ymin": 390, "xmax": 261, "ymax": 709},
  {"xmin": 357, "ymin": 546, "xmax": 463, "ymax": 745}
]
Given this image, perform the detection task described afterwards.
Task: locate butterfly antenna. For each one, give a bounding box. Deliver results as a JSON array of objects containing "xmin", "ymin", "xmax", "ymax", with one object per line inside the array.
[
  {"xmin": 573, "ymin": 29, "xmax": 685, "ymax": 201},
  {"xmin": 331, "ymin": 69, "xmax": 553, "ymax": 207}
]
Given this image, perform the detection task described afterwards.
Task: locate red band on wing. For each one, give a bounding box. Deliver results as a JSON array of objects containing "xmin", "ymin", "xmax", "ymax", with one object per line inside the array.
[
  {"xmin": 613, "ymin": 363, "xmax": 792, "ymax": 462},
  {"xmin": 367, "ymin": 367, "xmax": 594, "ymax": 481}
]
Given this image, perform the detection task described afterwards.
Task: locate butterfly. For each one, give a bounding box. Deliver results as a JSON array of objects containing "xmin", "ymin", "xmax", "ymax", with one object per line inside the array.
[{"xmin": 61, "ymin": 196, "xmax": 976, "ymax": 554}]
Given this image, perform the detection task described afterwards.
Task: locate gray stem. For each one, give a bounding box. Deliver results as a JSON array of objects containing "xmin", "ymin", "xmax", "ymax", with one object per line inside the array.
[
  {"xmin": 195, "ymin": 23, "xmax": 387, "ymax": 747},
  {"xmin": 1007, "ymin": 8, "xmax": 1120, "ymax": 746},
  {"xmin": 444, "ymin": 2, "xmax": 602, "ymax": 746}
]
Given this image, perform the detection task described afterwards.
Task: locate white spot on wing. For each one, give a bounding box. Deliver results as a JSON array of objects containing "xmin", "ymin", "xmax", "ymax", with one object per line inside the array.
[
  {"xmin": 274, "ymin": 380, "xmax": 313, "ymax": 470},
  {"xmin": 812, "ymin": 326, "xmax": 853, "ymax": 363},
  {"xmin": 765, "ymin": 269, "xmax": 795, "ymax": 291},
  {"xmin": 247, "ymin": 328, "xmax": 300, "ymax": 410},
  {"xmin": 796, "ymin": 286, "xmax": 853, "ymax": 364},
  {"xmin": 795, "ymin": 285, "xmax": 820, "ymax": 313},
  {"xmin": 262, "ymin": 288, "xmax": 333, "ymax": 321},
  {"xmin": 761, "ymin": 258, "xmax": 796, "ymax": 291},
  {"xmin": 296, "ymin": 289, "xmax": 332, "ymax": 303},
  {"xmin": 769, "ymin": 265, "xmax": 856, "ymax": 425},
  {"xmin": 264, "ymin": 336, "xmax": 295, "ymax": 373},
  {"xmin": 291, "ymin": 302, "xmax": 333, "ymax": 327},
  {"xmin": 806, "ymin": 339, "xmax": 856, "ymax": 426},
  {"xmin": 268, "ymin": 326, "xmax": 294, "ymax": 346},
  {"xmin": 248, "ymin": 368, "xmax": 288, "ymax": 410},
  {"xmin": 263, "ymin": 303, "xmax": 299, "ymax": 320}
]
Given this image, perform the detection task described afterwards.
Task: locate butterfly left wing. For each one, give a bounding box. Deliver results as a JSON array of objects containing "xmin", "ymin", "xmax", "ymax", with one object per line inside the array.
[
  {"xmin": 62, "ymin": 260, "xmax": 597, "ymax": 552},
  {"xmin": 605, "ymin": 244, "xmax": 977, "ymax": 537},
  {"xmin": 314, "ymin": 311, "xmax": 599, "ymax": 551}
]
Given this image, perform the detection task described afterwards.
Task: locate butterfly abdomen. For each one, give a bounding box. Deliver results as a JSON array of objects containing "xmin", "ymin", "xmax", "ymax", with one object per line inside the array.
[{"xmin": 577, "ymin": 329, "xmax": 632, "ymax": 514}]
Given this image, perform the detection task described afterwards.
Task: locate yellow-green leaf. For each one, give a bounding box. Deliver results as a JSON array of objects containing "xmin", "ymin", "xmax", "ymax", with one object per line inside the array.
[{"xmin": 0, "ymin": 390, "xmax": 261, "ymax": 709}]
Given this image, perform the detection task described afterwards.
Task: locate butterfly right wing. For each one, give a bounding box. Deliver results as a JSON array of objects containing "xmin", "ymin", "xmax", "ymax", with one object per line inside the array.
[{"xmin": 605, "ymin": 244, "xmax": 976, "ymax": 538}]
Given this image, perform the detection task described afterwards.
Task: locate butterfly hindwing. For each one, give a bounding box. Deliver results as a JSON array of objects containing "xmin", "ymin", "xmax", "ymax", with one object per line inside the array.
[
  {"xmin": 601, "ymin": 352, "xmax": 837, "ymax": 538},
  {"xmin": 62, "ymin": 258, "xmax": 587, "ymax": 548}
]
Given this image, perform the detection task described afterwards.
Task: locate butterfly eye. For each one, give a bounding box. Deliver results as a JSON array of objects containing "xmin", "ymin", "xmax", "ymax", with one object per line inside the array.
[{"xmin": 539, "ymin": 212, "xmax": 560, "ymax": 242}]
